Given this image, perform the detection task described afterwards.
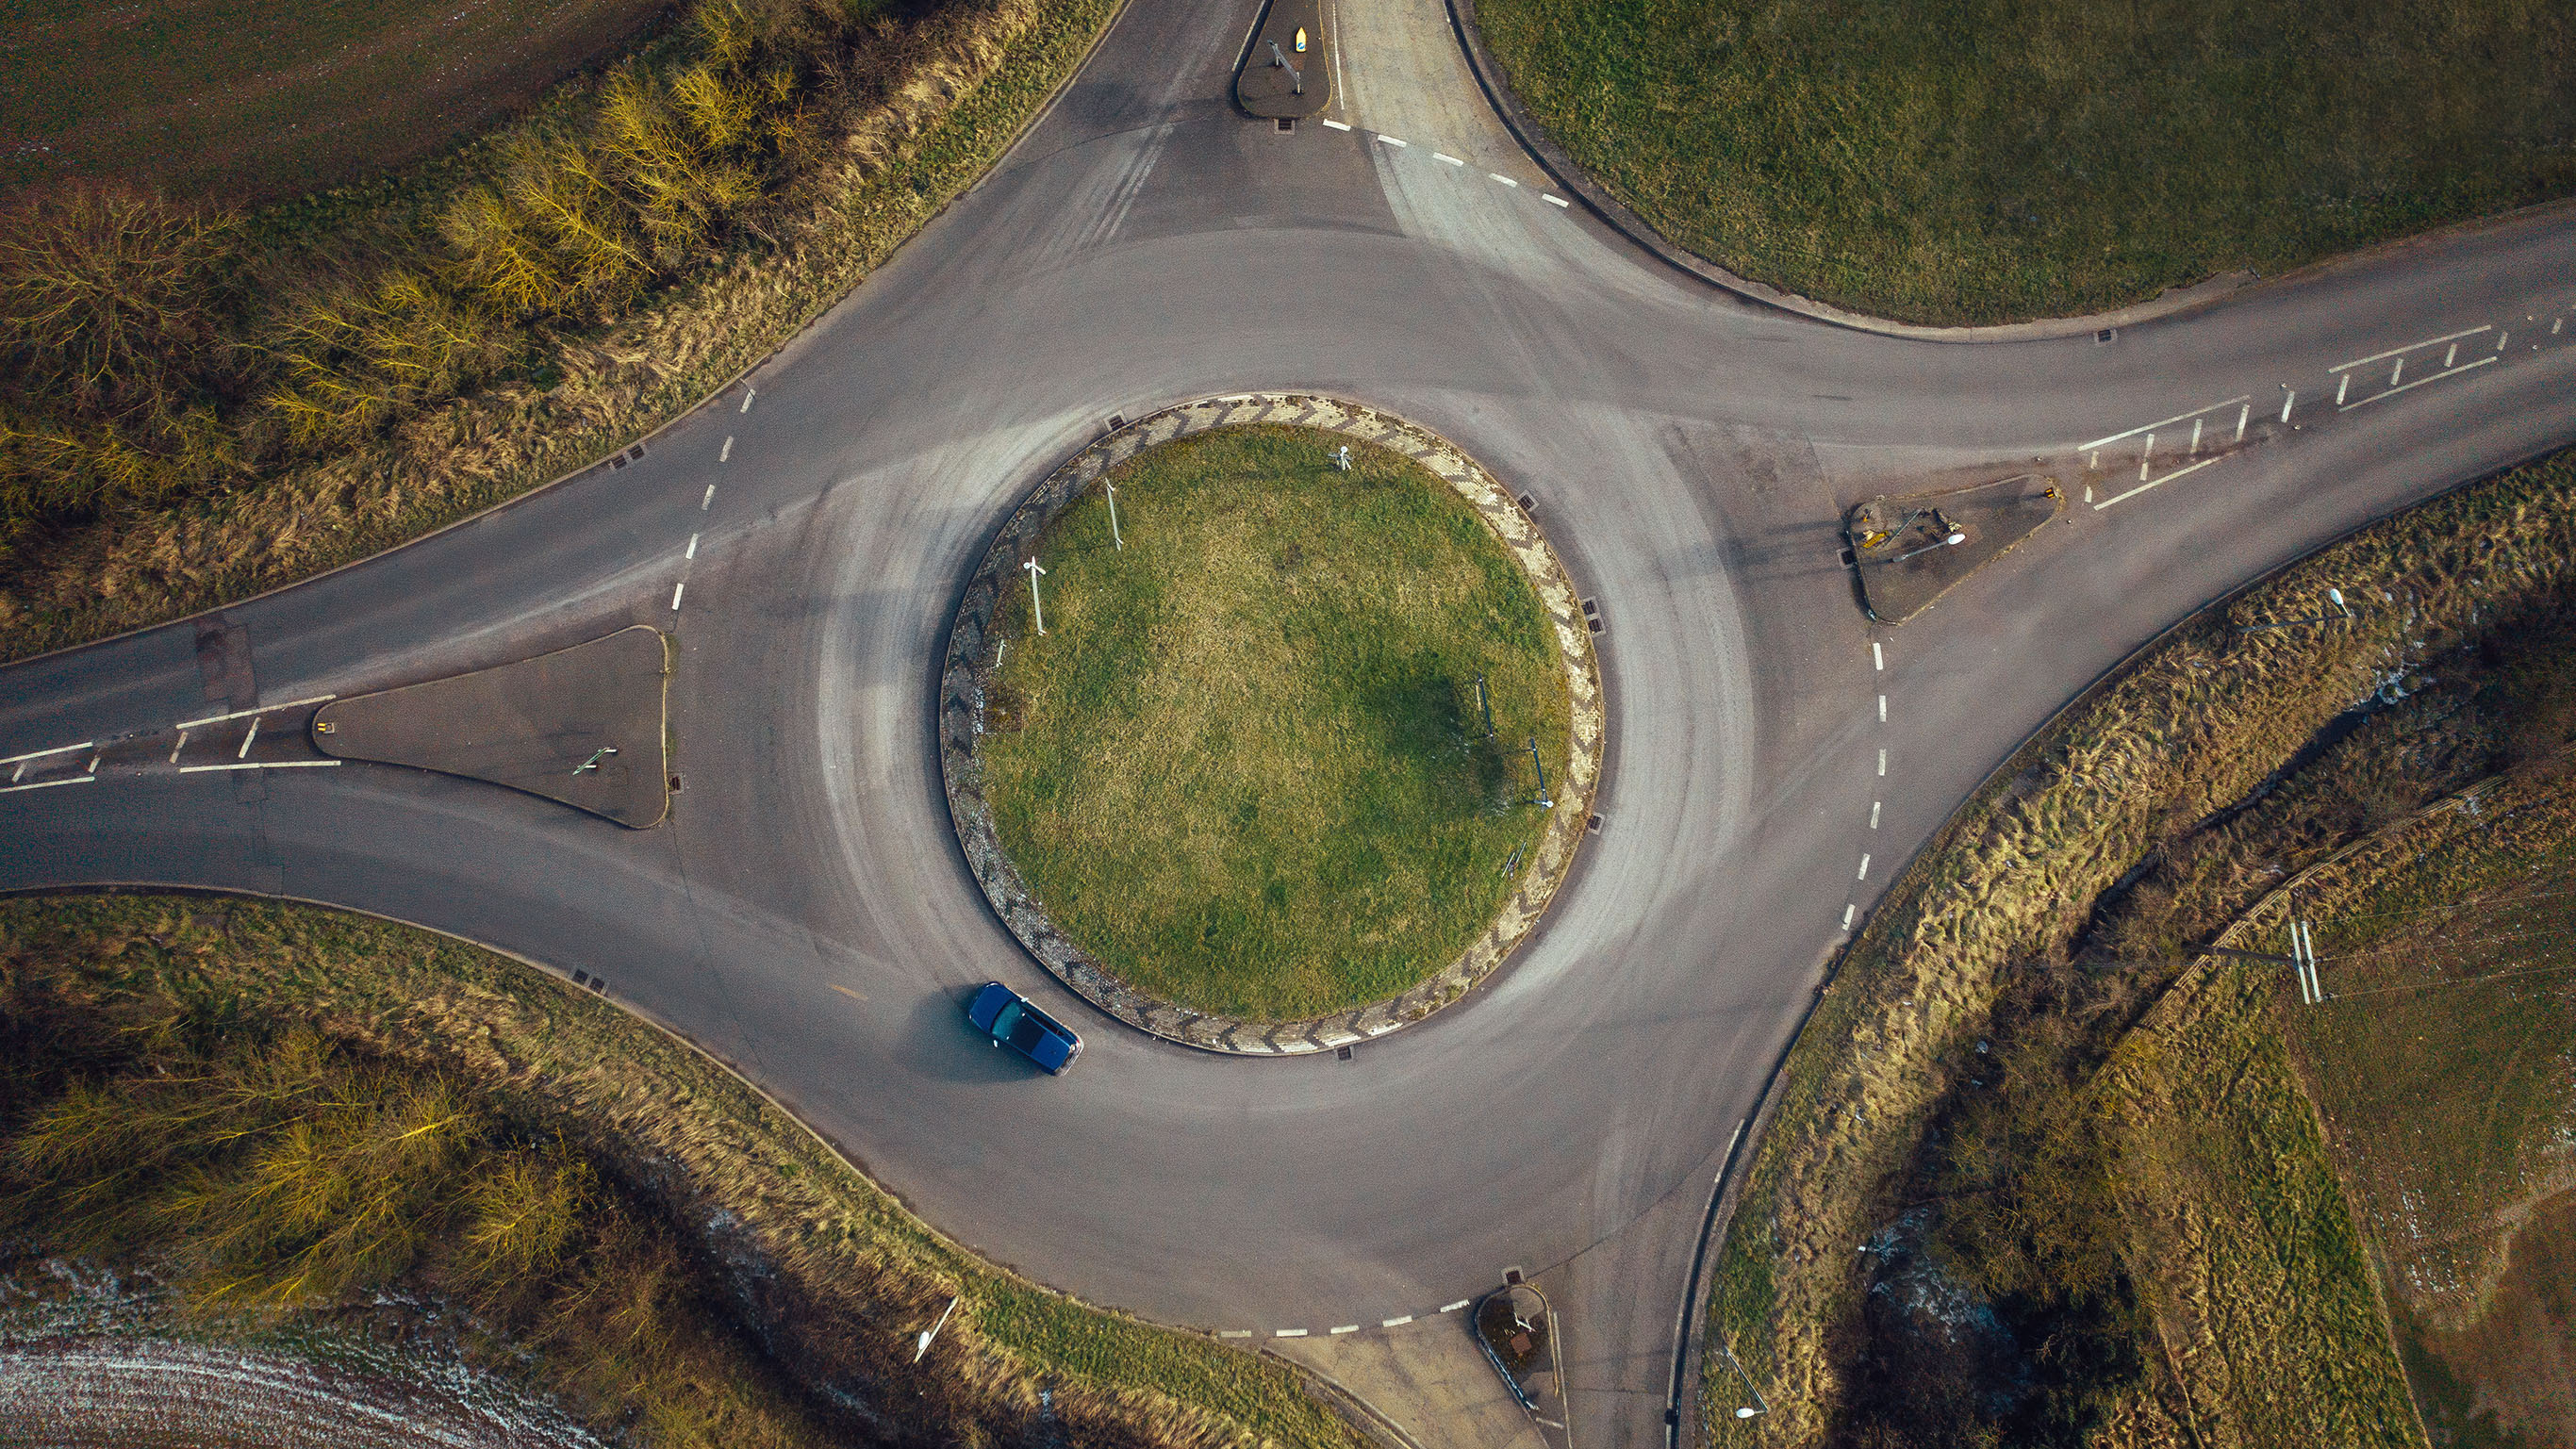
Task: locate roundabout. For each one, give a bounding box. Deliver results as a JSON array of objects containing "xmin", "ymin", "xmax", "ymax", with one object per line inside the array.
[{"xmin": 939, "ymin": 396, "xmax": 1604, "ymax": 1053}]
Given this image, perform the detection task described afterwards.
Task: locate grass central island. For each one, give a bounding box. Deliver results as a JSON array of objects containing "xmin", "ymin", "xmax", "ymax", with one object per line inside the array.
[{"xmin": 977, "ymin": 425, "xmax": 1574, "ymax": 1023}]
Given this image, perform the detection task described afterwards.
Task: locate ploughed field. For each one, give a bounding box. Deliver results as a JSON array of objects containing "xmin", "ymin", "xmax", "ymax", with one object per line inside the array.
[
  {"xmin": 980, "ymin": 426, "xmax": 1572, "ymax": 1022},
  {"xmin": 1475, "ymin": 0, "xmax": 2576, "ymax": 324},
  {"xmin": 0, "ymin": 0, "xmax": 669, "ymax": 201}
]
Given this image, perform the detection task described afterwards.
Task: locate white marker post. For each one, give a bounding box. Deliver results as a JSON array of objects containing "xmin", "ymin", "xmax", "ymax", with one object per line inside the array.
[
  {"xmin": 1334, "ymin": 445, "xmax": 1352, "ymax": 473},
  {"xmin": 1024, "ymin": 557, "xmax": 1049, "ymax": 634},
  {"xmin": 1105, "ymin": 481, "xmax": 1124, "ymax": 550}
]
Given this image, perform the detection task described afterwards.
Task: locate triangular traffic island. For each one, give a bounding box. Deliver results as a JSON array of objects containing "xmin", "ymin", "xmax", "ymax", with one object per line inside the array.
[
  {"xmin": 1476, "ymin": 1281, "xmax": 1571, "ymax": 1447},
  {"xmin": 311, "ymin": 625, "xmax": 673, "ymax": 828},
  {"xmin": 1846, "ymin": 472, "xmax": 2063, "ymax": 623},
  {"xmin": 1235, "ymin": 0, "xmax": 1330, "ymax": 119}
]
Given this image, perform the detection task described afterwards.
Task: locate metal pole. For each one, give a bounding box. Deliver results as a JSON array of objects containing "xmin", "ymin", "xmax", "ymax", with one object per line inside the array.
[
  {"xmin": 1106, "ymin": 482, "xmax": 1123, "ymax": 551},
  {"xmin": 1527, "ymin": 737, "xmax": 1552, "ymax": 809},
  {"xmin": 573, "ymin": 746, "xmax": 619, "ymax": 776},
  {"xmin": 914, "ymin": 1294, "xmax": 959, "ymax": 1363},
  {"xmin": 1269, "ymin": 41, "xmax": 1303, "ymax": 95},
  {"xmin": 1024, "ymin": 558, "xmax": 1048, "ymax": 635},
  {"xmin": 1477, "ymin": 673, "xmax": 1496, "ymax": 739},
  {"xmin": 1720, "ymin": 1345, "xmax": 1769, "ymax": 1420}
]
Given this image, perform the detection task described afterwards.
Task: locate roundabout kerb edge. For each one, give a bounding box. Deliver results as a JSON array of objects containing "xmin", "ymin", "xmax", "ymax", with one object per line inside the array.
[{"xmin": 936, "ymin": 393, "xmax": 1606, "ymax": 1056}]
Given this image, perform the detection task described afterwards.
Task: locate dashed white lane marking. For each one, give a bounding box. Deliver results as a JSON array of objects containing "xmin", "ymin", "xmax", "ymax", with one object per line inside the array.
[
  {"xmin": 1544, "ymin": 194, "xmax": 1569, "ymax": 206},
  {"xmin": 1322, "ymin": 118, "xmax": 1352, "ymax": 131},
  {"xmin": 1, "ymin": 739, "xmax": 93, "ymax": 768},
  {"xmin": 1871, "ymin": 800, "xmax": 1881, "ymax": 829},
  {"xmin": 1379, "ymin": 135, "xmax": 1408, "ymax": 147},
  {"xmin": 1220, "ymin": 1329, "xmax": 1253, "ymax": 1339},
  {"xmin": 670, "ymin": 581, "xmax": 686, "ymax": 612},
  {"xmin": 719, "ymin": 436, "xmax": 733, "ymax": 463},
  {"xmin": 2329, "ymin": 324, "xmax": 2492, "ymax": 374},
  {"xmin": 1841, "ymin": 903, "xmax": 1856, "ymax": 929},
  {"xmin": 702, "ymin": 485, "xmax": 717, "ymax": 510},
  {"xmin": 685, "ymin": 534, "xmax": 700, "ymax": 561},
  {"xmin": 1872, "ymin": 641, "xmax": 1883, "ymax": 670},
  {"xmin": 1489, "ymin": 173, "xmax": 1517, "ymax": 186},
  {"xmin": 0, "ymin": 774, "xmax": 93, "ymax": 795},
  {"xmin": 2092, "ymin": 453, "xmax": 2225, "ymax": 511},
  {"xmin": 168, "ymin": 732, "xmax": 188, "ymax": 765},
  {"xmin": 178, "ymin": 760, "xmax": 339, "ymax": 773},
  {"xmin": 829, "ymin": 983, "xmax": 866, "ymax": 1002},
  {"xmin": 2337, "ymin": 354, "xmax": 2497, "ymax": 412},
  {"xmin": 1876, "ymin": 694, "xmax": 1887, "ymax": 722},
  {"xmin": 174, "ymin": 695, "xmax": 336, "ymax": 732},
  {"xmin": 1441, "ymin": 1299, "xmax": 1473, "ymax": 1313},
  {"xmin": 1857, "ymin": 853, "xmax": 1872, "ymax": 881},
  {"xmin": 1330, "ymin": 1325, "xmax": 1361, "ymax": 1335},
  {"xmin": 237, "ymin": 716, "xmax": 259, "ymax": 759},
  {"xmin": 2077, "ymin": 395, "xmax": 2250, "ymax": 453},
  {"xmin": 1381, "ymin": 1315, "xmax": 1413, "ymax": 1327},
  {"xmin": 1877, "ymin": 749, "xmax": 1887, "ymax": 777},
  {"xmin": 1275, "ymin": 1328, "xmax": 1309, "ymax": 1338},
  {"xmin": 739, "ymin": 387, "xmax": 756, "ymax": 413},
  {"xmin": 1432, "ymin": 152, "xmax": 1464, "ymax": 166}
]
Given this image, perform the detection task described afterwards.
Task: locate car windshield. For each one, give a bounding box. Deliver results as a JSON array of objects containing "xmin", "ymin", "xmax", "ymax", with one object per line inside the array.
[{"xmin": 990, "ymin": 1001, "xmax": 1025, "ymax": 1039}]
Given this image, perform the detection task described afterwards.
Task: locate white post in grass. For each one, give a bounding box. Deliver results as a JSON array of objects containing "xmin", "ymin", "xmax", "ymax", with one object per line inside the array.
[
  {"xmin": 1106, "ymin": 481, "xmax": 1124, "ymax": 550},
  {"xmin": 1024, "ymin": 557, "xmax": 1049, "ymax": 634}
]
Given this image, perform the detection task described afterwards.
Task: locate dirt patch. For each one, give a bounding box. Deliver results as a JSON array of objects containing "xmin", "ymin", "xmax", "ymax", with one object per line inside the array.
[{"xmin": 2396, "ymin": 1190, "xmax": 2576, "ymax": 1449}]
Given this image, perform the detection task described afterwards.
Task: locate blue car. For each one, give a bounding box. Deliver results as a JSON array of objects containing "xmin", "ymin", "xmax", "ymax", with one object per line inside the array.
[{"xmin": 966, "ymin": 981, "xmax": 1083, "ymax": 1074}]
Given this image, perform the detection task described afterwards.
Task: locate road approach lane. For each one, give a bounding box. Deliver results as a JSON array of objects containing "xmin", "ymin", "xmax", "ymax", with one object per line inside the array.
[{"xmin": 6, "ymin": 0, "xmax": 2575, "ymax": 1441}]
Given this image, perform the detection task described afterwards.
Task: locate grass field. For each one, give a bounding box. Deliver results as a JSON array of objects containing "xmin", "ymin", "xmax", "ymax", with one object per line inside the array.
[
  {"xmin": 0, "ymin": 894, "xmax": 1362, "ymax": 1449},
  {"xmin": 1474, "ymin": 0, "xmax": 2576, "ymax": 324},
  {"xmin": 0, "ymin": 0, "xmax": 671, "ymax": 203},
  {"xmin": 980, "ymin": 426, "xmax": 1571, "ymax": 1022}
]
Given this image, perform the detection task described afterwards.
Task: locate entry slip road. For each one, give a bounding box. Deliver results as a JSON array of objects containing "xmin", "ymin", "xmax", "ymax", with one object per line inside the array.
[{"xmin": 3, "ymin": 0, "xmax": 2574, "ymax": 1446}]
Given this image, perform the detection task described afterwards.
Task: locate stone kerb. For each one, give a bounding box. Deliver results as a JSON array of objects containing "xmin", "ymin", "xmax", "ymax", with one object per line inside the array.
[{"xmin": 936, "ymin": 393, "xmax": 1606, "ymax": 1056}]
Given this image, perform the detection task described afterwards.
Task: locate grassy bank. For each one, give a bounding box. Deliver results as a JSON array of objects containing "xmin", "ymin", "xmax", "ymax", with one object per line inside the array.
[
  {"xmin": 983, "ymin": 426, "xmax": 1570, "ymax": 1021},
  {"xmin": 0, "ymin": 0, "xmax": 1117, "ymax": 662},
  {"xmin": 0, "ymin": 895, "xmax": 1362, "ymax": 1449},
  {"xmin": 1, "ymin": 0, "xmax": 670, "ymax": 202},
  {"xmin": 1473, "ymin": 0, "xmax": 2576, "ymax": 324},
  {"xmin": 1699, "ymin": 447, "xmax": 2576, "ymax": 1446}
]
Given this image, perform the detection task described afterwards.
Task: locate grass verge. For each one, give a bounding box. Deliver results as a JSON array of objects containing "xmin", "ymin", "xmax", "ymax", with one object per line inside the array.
[
  {"xmin": 1, "ymin": 0, "xmax": 670, "ymax": 203},
  {"xmin": 0, "ymin": 894, "xmax": 1362, "ymax": 1449},
  {"xmin": 1472, "ymin": 0, "xmax": 2576, "ymax": 325},
  {"xmin": 1699, "ymin": 447, "xmax": 2576, "ymax": 1446},
  {"xmin": 0, "ymin": 0, "xmax": 1118, "ymax": 662},
  {"xmin": 982, "ymin": 426, "xmax": 1570, "ymax": 1021}
]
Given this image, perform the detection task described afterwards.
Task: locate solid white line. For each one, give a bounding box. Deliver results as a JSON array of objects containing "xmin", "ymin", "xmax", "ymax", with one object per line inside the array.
[
  {"xmin": 2077, "ymin": 395, "xmax": 2250, "ymax": 452},
  {"xmin": 1219, "ymin": 1329, "xmax": 1253, "ymax": 1339},
  {"xmin": 1543, "ymin": 194, "xmax": 1569, "ymax": 207},
  {"xmin": 0, "ymin": 739, "xmax": 94, "ymax": 767},
  {"xmin": 1841, "ymin": 903, "xmax": 1855, "ymax": 929},
  {"xmin": 1872, "ymin": 641, "xmax": 1884, "ymax": 670},
  {"xmin": 1330, "ymin": 1325, "xmax": 1361, "ymax": 1335},
  {"xmin": 1876, "ymin": 695, "xmax": 1887, "ymax": 722},
  {"xmin": 0, "ymin": 774, "xmax": 93, "ymax": 795},
  {"xmin": 2337, "ymin": 355, "xmax": 2497, "ymax": 412},
  {"xmin": 1381, "ymin": 1315, "xmax": 1413, "ymax": 1327},
  {"xmin": 739, "ymin": 388, "xmax": 756, "ymax": 413},
  {"xmin": 177, "ymin": 760, "xmax": 340, "ymax": 773},
  {"xmin": 237, "ymin": 716, "xmax": 259, "ymax": 759},
  {"xmin": 174, "ymin": 694, "xmax": 336, "ymax": 731},
  {"xmin": 702, "ymin": 484, "xmax": 717, "ymax": 510},
  {"xmin": 2090, "ymin": 453, "xmax": 2225, "ymax": 510},
  {"xmin": 1441, "ymin": 1299, "xmax": 1472, "ymax": 1313},
  {"xmin": 1321, "ymin": 118, "xmax": 1352, "ymax": 131},
  {"xmin": 1490, "ymin": 173, "xmax": 1518, "ymax": 187},
  {"xmin": 670, "ymin": 581, "xmax": 686, "ymax": 611},
  {"xmin": 685, "ymin": 534, "xmax": 700, "ymax": 561},
  {"xmin": 1876, "ymin": 749, "xmax": 1887, "ymax": 777},
  {"xmin": 2329, "ymin": 324, "xmax": 2490, "ymax": 372},
  {"xmin": 719, "ymin": 436, "xmax": 733, "ymax": 463},
  {"xmin": 1378, "ymin": 135, "xmax": 1407, "ymax": 147},
  {"xmin": 1857, "ymin": 854, "xmax": 1871, "ymax": 881},
  {"xmin": 1870, "ymin": 800, "xmax": 1881, "ymax": 829},
  {"xmin": 1275, "ymin": 1328, "xmax": 1309, "ymax": 1338},
  {"xmin": 1433, "ymin": 152, "xmax": 1464, "ymax": 166}
]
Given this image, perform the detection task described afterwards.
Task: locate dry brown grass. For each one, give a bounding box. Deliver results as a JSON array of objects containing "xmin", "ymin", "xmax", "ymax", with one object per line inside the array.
[
  {"xmin": 1701, "ymin": 448, "xmax": 2576, "ymax": 1447},
  {"xmin": 0, "ymin": 0, "xmax": 1115, "ymax": 661},
  {"xmin": 0, "ymin": 895, "xmax": 1362, "ymax": 1448}
]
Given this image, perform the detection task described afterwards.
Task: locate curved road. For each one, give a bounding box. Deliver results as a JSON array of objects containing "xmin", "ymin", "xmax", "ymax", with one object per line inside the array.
[{"xmin": 6, "ymin": 0, "xmax": 2573, "ymax": 1441}]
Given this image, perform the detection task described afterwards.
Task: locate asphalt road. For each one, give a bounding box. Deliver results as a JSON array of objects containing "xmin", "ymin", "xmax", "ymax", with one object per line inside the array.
[{"xmin": 5, "ymin": 0, "xmax": 2574, "ymax": 1442}]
